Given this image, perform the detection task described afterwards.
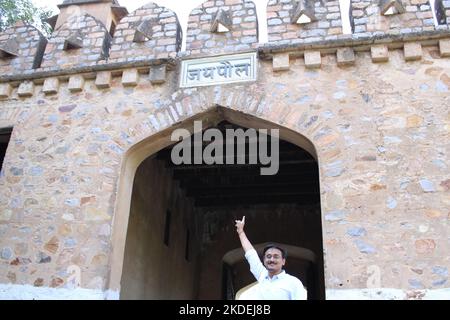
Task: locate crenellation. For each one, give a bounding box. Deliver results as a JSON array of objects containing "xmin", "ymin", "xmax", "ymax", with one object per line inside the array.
[
  {"xmin": 0, "ymin": 23, "xmax": 47, "ymax": 76},
  {"xmin": 185, "ymin": 0, "xmax": 258, "ymax": 56},
  {"xmin": 40, "ymin": 14, "xmax": 111, "ymax": 71},
  {"xmin": 350, "ymin": 0, "xmax": 448, "ymax": 36},
  {"xmin": 109, "ymin": 3, "xmax": 181, "ymax": 63},
  {"xmin": 267, "ymin": 0, "xmax": 343, "ymax": 45},
  {"xmin": 443, "ymin": 0, "xmax": 450, "ymax": 25}
]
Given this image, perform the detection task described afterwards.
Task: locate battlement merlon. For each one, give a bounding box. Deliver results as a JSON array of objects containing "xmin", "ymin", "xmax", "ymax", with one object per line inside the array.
[
  {"xmin": 0, "ymin": 0, "xmax": 449, "ymax": 80},
  {"xmin": 109, "ymin": 2, "xmax": 182, "ymax": 63}
]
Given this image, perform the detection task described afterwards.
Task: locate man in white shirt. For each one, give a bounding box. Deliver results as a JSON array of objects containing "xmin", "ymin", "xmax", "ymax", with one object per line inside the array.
[{"xmin": 235, "ymin": 216, "xmax": 307, "ymax": 300}]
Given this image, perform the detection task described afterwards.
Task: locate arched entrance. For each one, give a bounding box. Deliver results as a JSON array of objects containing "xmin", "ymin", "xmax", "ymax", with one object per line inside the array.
[{"xmin": 109, "ymin": 106, "xmax": 325, "ymax": 299}]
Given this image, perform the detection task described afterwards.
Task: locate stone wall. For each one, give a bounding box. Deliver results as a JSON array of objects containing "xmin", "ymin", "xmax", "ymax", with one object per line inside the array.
[
  {"xmin": 350, "ymin": 0, "xmax": 437, "ymax": 37},
  {"xmin": 1, "ymin": 0, "xmax": 450, "ymax": 75},
  {"xmin": 0, "ymin": 22, "xmax": 47, "ymax": 76},
  {"xmin": 443, "ymin": 0, "xmax": 450, "ymax": 25},
  {"xmin": 121, "ymin": 157, "xmax": 199, "ymax": 299},
  {"xmin": 40, "ymin": 14, "xmax": 111, "ymax": 70},
  {"xmin": 0, "ymin": 41, "xmax": 449, "ymax": 298},
  {"xmin": 267, "ymin": 0, "xmax": 343, "ymax": 45},
  {"xmin": 185, "ymin": 0, "xmax": 259, "ymax": 56},
  {"xmin": 109, "ymin": 3, "xmax": 181, "ymax": 62},
  {"xmin": 0, "ymin": 0, "xmax": 449, "ymax": 300}
]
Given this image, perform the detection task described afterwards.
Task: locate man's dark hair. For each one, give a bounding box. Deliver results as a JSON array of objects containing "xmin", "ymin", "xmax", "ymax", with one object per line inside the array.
[{"xmin": 262, "ymin": 244, "xmax": 287, "ymax": 259}]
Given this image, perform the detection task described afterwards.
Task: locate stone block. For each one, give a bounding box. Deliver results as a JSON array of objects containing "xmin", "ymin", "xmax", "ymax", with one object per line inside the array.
[
  {"xmin": 304, "ymin": 51, "xmax": 321, "ymax": 69},
  {"xmin": 68, "ymin": 75, "xmax": 85, "ymax": 92},
  {"xmin": 0, "ymin": 38, "xmax": 19, "ymax": 58},
  {"xmin": 122, "ymin": 69, "xmax": 139, "ymax": 87},
  {"xmin": 42, "ymin": 78, "xmax": 60, "ymax": 95},
  {"xmin": 272, "ymin": 53, "xmax": 290, "ymax": 72},
  {"xmin": 0, "ymin": 83, "xmax": 12, "ymax": 99},
  {"xmin": 17, "ymin": 81, "xmax": 34, "ymax": 97},
  {"xmin": 439, "ymin": 39, "xmax": 450, "ymax": 57},
  {"xmin": 336, "ymin": 48, "xmax": 355, "ymax": 66},
  {"xmin": 149, "ymin": 64, "xmax": 166, "ymax": 84},
  {"xmin": 404, "ymin": 42, "xmax": 422, "ymax": 61},
  {"xmin": 95, "ymin": 71, "xmax": 111, "ymax": 89},
  {"xmin": 371, "ymin": 45, "xmax": 389, "ymax": 63}
]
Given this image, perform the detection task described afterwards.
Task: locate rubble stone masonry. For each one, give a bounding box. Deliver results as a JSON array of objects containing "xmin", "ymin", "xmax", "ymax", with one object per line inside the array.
[{"xmin": 0, "ymin": 0, "xmax": 449, "ymax": 299}]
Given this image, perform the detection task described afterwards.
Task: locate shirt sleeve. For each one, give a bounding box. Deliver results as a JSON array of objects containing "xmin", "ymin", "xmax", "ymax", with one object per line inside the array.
[
  {"xmin": 291, "ymin": 279, "xmax": 308, "ymax": 300},
  {"xmin": 244, "ymin": 249, "xmax": 267, "ymax": 281}
]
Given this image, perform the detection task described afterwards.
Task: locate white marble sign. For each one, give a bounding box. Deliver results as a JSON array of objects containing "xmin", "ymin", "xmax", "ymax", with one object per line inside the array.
[{"xmin": 180, "ymin": 52, "xmax": 257, "ymax": 88}]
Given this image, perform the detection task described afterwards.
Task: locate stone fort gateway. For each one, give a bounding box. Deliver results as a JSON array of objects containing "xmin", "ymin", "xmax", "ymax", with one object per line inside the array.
[{"xmin": 0, "ymin": 0, "xmax": 449, "ymax": 300}]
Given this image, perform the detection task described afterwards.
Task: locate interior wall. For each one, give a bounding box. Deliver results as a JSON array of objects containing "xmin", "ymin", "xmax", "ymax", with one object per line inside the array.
[
  {"xmin": 196, "ymin": 204, "xmax": 324, "ymax": 299},
  {"xmin": 120, "ymin": 156, "xmax": 200, "ymax": 299}
]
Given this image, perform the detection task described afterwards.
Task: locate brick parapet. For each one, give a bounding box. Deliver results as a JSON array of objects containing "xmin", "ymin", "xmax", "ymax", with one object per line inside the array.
[
  {"xmin": 109, "ymin": 2, "xmax": 182, "ymax": 62},
  {"xmin": 0, "ymin": 0, "xmax": 449, "ymax": 77},
  {"xmin": 40, "ymin": 14, "xmax": 111, "ymax": 71},
  {"xmin": 267, "ymin": 0, "xmax": 344, "ymax": 45},
  {"xmin": 185, "ymin": 0, "xmax": 259, "ymax": 56},
  {"xmin": 0, "ymin": 23, "xmax": 47, "ymax": 76},
  {"xmin": 350, "ymin": 0, "xmax": 448, "ymax": 38}
]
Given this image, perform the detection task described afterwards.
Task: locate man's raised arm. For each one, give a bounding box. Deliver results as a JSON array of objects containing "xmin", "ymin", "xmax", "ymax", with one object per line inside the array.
[{"xmin": 235, "ymin": 216, "xmax": 254, "ymax": 253}]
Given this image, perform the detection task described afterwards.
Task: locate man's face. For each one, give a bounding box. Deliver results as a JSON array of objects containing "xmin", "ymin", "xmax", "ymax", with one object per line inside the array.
[{"xmin": 263, "ymin": 248, "xmax": 285, "ymax": 274}]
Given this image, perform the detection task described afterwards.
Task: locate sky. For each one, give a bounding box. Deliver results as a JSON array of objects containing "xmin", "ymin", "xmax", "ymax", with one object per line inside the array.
[{"xmin": 31, "ymin": 0, "xmax": 354, "ymax": 48}]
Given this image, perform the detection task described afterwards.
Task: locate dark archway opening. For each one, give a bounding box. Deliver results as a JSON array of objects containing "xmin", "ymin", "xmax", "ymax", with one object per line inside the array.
[
  {"xmin": 120, "ymin": 121, "xmax": 324, "ymax": 299},
  {"xmin": 0, "ymin": 127, "xmax": 12, "ymax": 171}
]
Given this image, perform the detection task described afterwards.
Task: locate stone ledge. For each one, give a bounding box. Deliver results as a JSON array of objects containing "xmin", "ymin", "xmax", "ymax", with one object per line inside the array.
[
  {"xmin": 149, "ymin": 65, "xmax": 167, "ymax": 84},
  {"xmin": 272, "ymin": 53, "xmax": 290, "ymax": 72},
  {"xmin": 42, "ymin": 78, "xmax": 60, "ymax": 95},
  {"xmin": 1, "ymin": 32, "xmax": 449, "ymax": 85},
  {"xmin": 68, "ymin": 75, "xmax": 85, "ymax": 93},
  {"xmin": 0, "ymin": 58, "xmax": 175, "ymax": 84},
  {"xmin": 337, "ymin": 48, "xmax": 356, "ymax": 66},
  {"xmin": 371, "ymin": 45, "xmax": 389, "ymax": 63},
  {"xmin": 326, "ymin": 288, "xmax": 450, "ymax": 300},
  {"xmin": 258, "ymin": 30, "xmax": 450, "ymax": 58},
  {"xmin": 122, "ymin": 69, "xmax": 139, "ymax": 87},
  {"xmin": 304, "ymin": 51, "xmax": 321, "ymax": 69},
  {"xmin": 95, "ymin": 71, "xmax": 111, "ymax": 89},
  {"xmin": 17, "ymin": 82, "xmax": 34, "ymax": 97},
  {"xmin": 440, "ymin": 39, "xmax": 450, "ymax": 57},
  {"xmin": 0, "ymin": 283, "xmax": 119, "ymax": 300},
  {"xmin": 0, "ymin": 83, "xmax": 12, "ymax": 99},
  {"xmin": 404, "ymin": 42, "xmax": 422, "ymax": 61}
]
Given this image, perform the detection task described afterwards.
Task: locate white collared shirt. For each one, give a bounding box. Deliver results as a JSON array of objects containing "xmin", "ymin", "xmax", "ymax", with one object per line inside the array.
[{"xmin": 243, "ymin": 249, "xmax": 307, "ymax": 300}]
